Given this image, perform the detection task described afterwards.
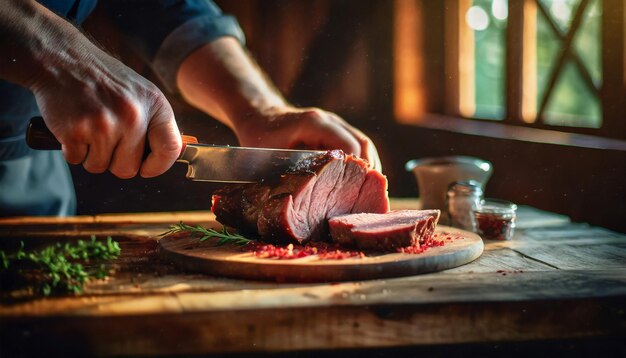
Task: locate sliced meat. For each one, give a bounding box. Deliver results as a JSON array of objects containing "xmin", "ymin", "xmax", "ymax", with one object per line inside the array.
[
  {"xmin": 212, "ymin": 150, "xmax": 389, "ymax": 244},
  {"xmin": 352, "ymin": 170, "xmax": 390, "ymax": 214},
  {"xmin": 328, "ymin": 210, "xmax": 440, "ymax": 251}
]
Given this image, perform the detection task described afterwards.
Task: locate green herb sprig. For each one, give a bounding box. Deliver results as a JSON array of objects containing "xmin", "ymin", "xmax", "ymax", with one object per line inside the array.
[
  {"xmin": 0, "ymin": 236, "xmax": 121, "ymax": 296},
  {"xmin": 161, "ymin": 222, "xmax": 252, "ymax": 246}
]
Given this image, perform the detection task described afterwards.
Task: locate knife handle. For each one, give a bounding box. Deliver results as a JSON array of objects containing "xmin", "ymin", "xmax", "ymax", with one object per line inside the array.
[
  {"xmin": 26, "ymin": 116, "xmax": 198, "ymax": 157},
  {"xmin": 26, "ymin": 116, "xmax": 61, "ymax": 150}
]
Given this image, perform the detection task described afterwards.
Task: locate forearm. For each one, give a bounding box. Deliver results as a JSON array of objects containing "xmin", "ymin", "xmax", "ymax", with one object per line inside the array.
[
  {"xmin": 1, "ymin": 0, "xmax": 181, "ymax": 178},
  {"xmin": 176, "ymin": 35, "xmax": 379, "ymax": 168},
  {"xmin": 176, "ymin": 37, "xmax": 287, "ymax": 131},
  {"xmin": 0, "ymin": 0, "xmax": 85, "ymax": 89}
]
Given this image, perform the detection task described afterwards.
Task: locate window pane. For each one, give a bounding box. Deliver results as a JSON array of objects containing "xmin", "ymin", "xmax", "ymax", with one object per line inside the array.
[
  {"xmin": 543, "ymin": 62, "xmax": 602, "ymax": 127},
  {"xmin": 573, "ymin": 0, "xmax": 601, "ymax": 85},
  {"xmin": 537, "ymin": 0, "xmax": 602, "ymax": 127},
  {"xmin": 536, "ymin": 3, "xmax": 561, "ymax": 111},
  {"xmin": 540, "ymin": 0, "xmax": 577, "ymax": 32},
  {"xmin": 471, "ymin": 0, "xmax": 506, "ymax": 120}
]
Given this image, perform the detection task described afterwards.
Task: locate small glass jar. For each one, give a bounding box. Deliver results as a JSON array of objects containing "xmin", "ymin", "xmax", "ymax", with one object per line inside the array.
[
  {"xmin": 473, "ymin": 199, "xmax": 517, "ymax": 240},
  {"xmin": 446, "ymin": 180, "xmax": 483, "ymax": 231}
]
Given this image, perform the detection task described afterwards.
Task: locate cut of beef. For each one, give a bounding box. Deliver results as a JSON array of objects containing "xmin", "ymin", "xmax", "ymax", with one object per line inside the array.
[
  {"xmin": 328, "ymin": 210, "xmax": 440, "ymax": 251},
  {"xmin": 212, "ymin": 150, "xmax": 389, "ymax": 245}
]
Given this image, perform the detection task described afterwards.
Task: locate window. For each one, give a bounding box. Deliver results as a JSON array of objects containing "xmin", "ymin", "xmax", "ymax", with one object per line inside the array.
[
  {"xmin": 534, "ymin": 0, "xmax": 601, "ymax": 127},
  {"xmin": 393, "ymin": 0, "xmax": 626, "ymax": 139}
]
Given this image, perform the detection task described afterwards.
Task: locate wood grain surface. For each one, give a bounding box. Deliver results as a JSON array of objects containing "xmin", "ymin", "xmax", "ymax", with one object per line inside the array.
[
  {"xmin": 159, "ymin": 226, "xmax": 484, "ymax": 282},
  {"xmin": 1, "ymin": 200, "xmax": 625, "ymax": 356}
]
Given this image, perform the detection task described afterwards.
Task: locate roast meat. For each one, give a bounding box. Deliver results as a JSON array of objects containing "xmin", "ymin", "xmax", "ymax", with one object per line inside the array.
[{"xmin": 212, "ymin": 150, "xmax": 390, "ymax": 244}]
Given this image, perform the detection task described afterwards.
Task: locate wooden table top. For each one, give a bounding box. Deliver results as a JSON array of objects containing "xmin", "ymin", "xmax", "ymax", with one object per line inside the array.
[{"xmin": 1, "ymin": 199, "xmax": 625, "ymax": 356}]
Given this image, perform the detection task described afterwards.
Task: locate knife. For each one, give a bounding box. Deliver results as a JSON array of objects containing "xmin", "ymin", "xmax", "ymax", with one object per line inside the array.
[{"xmin": 26, "ymin": 116, "xmax": 324, "ymax": 183}]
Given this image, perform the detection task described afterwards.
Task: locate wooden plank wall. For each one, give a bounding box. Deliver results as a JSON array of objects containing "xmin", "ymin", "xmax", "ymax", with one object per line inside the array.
[{"xmin": 75, "ymin": 1, "xmax": 625, "ymax": 233}]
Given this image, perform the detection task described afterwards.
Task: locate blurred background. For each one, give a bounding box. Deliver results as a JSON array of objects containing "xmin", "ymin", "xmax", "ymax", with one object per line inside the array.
[{"xmin": 76, "ymin": 0, "xmax": 625, "ymax": 233}]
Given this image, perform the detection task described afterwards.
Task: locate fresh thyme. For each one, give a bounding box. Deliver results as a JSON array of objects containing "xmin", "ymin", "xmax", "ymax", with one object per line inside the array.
[
  {"xmin": 0, "ymin": 236, "xmax": 121, "ymax": 296},
  {"xmin": 161, "ymin": 222, "xmax": 252, "ymax": 246}
]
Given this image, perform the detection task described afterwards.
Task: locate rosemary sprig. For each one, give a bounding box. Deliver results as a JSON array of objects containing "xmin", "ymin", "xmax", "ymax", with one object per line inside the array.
[
  {"xmin": 161, "ymin": 222, "xmax": 252, "ymax": 246},
  {"xmin": 0, "ymin": 236, "xmax": 121, "ymax": 296}
]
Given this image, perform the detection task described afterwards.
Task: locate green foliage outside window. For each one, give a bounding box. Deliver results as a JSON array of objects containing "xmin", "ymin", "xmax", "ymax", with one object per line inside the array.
[{"xmin": 470, "ymin": 0, "xmax": 602, "ymax": 127}]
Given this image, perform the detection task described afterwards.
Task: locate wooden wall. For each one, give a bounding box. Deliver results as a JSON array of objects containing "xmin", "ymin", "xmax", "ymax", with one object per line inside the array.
[{"xmin": 75, "ymin": 0, "xmax": 626, "ymax": 233}]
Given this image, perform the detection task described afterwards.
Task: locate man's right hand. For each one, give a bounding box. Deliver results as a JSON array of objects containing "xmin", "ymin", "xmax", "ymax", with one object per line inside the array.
[
  {"xmin": 0, "ymin": 0, "xmax": 181, "ymax": 178},
  {"xmin": 31, "ymin": 38, "xmax": 182, "ymax": 179}
]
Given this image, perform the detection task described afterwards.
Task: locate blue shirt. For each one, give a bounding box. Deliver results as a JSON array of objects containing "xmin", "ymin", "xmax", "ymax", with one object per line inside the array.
[{"xmin": 0, "ymin": 0, "xmax": 245, "ymax": 160}]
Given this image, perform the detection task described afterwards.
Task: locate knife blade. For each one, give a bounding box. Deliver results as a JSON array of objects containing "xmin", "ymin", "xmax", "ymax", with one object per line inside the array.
[
  {"xmin": 26, "ymin": 116, "xmax": 324, "ymax": 183},
  {"xmin": 179, "ymin": 143, "xmax": 323, "ymax": 183}
]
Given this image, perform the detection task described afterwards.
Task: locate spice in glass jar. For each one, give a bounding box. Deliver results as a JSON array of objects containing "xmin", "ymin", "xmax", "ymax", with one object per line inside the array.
[{"xmin": 473, "ymin": 199, "xmax": 517, "ymax": 240}]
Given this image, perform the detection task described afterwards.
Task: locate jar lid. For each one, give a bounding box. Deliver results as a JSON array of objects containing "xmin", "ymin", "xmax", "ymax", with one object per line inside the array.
[
  {"xmin": 447, "ymin": 180, "xmax": 483, "ymax": 196},
  {"xmin": 474, "ymin": 198, "xmax": 517, "ymax": 215}
]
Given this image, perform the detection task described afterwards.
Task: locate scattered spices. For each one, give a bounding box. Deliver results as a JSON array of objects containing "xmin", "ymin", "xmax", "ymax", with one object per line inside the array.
[
  {"xmin": 165, "ymin": 222, "xmax": 454, "ymax": 261},
  {"xmin": 396, "ymin": 237, "xmax": 445, "ymax": 254},
  {"xmin": 496, "ymin": 269, "xmax": 525, "ymax": 276},
  {"xmin": 251, "ymin": 232, "xmax": 453, "ymax": 259},
  {"xmin": 247, "ymin": 242, "xmax": 365, "ymax": 260}
]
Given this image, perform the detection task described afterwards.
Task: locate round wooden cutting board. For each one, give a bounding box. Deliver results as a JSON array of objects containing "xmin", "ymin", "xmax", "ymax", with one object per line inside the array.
[{"xmin": 158, "ymin": 225, "xmax": 483, "ymax": 282}]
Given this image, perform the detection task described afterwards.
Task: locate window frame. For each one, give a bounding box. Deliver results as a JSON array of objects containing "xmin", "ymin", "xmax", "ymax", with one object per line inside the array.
[{"xmin": 394, "ymin": 0, "xmax": 626, "ymax": 140}]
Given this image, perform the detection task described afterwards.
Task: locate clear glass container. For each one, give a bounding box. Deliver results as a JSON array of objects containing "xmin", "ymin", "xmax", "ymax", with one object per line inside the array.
[
  {"xmin": 446, "ymin": 180, "xmax": 483, "ymax": 231},
  {"xmin": 473, "ymin": 199, "xmax": 517, "ymax": 240}
]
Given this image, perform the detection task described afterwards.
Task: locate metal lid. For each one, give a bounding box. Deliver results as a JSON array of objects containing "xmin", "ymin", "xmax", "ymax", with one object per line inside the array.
[{"xmin": 447, "ymin": 180, "xmax": 483, "ymax": 197}]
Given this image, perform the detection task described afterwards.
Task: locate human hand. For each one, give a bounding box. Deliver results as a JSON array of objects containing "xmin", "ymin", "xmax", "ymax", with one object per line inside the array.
[
  {"xmin": 32, "ymin": 44, "xmax": 181, "ymax": 178},
  {"xmin": 175, "ymin": 38, "xmax": 380, "ymax": 170},
  {"xmin": 235, "ymin": 107, "xmax": 382, "ymax": 171},
  {"xmin": 3, "ymin": 2, "xmax": 181, "ymax": 178}
]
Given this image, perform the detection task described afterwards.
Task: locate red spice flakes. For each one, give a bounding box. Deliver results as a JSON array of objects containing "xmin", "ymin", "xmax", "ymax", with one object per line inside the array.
[
  {"xmin": 396, "ymin": 237, "xmax": 445, "ymax": 255},
  {"xmin": 474, "ymin": 213, "xmax": 515, "ymax": 241},
  {"xmin": 476, "ymin": 214, "xmax": 512, "ymax": 240},
  {"xmin": 245, "ymin": 234, "xmax": 450, "ymax": 260},
  {"xmin": 318, "ymin": 249, "xmax": 366, "ymax": 260},
  {"xmin": 247, "ymin": 242, "xmax": 364, "ymax": 260}
]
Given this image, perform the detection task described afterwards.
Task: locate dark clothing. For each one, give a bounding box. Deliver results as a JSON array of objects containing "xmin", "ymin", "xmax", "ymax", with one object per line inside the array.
[{"xmin": 0, "ymin": 0, "xmax": 244, "ymax": 216}]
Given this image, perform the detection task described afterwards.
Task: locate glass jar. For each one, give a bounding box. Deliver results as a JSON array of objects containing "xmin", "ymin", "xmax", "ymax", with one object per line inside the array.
[
  {"xmin": 446, "ymin": 180, "xmax": 483, "ymax": 231},
  {"xmin": 473, "ymin": 199, "xmax": 517, "ymax": 240}
]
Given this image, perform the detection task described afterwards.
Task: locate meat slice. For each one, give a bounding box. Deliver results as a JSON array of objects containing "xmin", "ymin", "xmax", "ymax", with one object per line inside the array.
[
  {"xmin": 212, "ymin": 150, "xmax": 389, "ymax": 244},
  {"xmin": 328, "ymin": 210, "xmax": 440, "ymax": 251},
  {"xmin": 352, "ymin": 170, "xmax": 389, "ymax": 214}
]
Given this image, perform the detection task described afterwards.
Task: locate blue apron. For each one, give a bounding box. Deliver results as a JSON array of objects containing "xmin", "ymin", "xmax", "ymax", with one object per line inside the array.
[{"xmin": 0, "ymin": 0, "xmax": 95, "ymax": 216}]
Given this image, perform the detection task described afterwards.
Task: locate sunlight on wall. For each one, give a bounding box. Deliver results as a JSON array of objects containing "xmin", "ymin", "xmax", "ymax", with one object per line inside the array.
[
  {"xmin": 393, "ymin": 0, "xmax": 426, "ymax": 123},
  {"xmin": 522, "ymin": 0, "xmax": 538, "ymax": 123},
  {"xmin": 459, "ymin": 0, "xmax": 476, "ymax": 118}
]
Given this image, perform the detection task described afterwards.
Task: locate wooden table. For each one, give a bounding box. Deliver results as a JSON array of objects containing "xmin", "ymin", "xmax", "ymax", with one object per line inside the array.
[{"xmin": 1, "ymin": 199, "xmax": 625, "ymax": 356}]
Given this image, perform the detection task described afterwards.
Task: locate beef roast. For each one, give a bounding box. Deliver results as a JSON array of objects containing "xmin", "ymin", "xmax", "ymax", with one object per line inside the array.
[
  {"xmin": 328, "ymin": 210, "xmax": 440, "ymax": 250},
  {"xmin": 212, "ymin": 150, "xmax": 389, "ymax": 244}
]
